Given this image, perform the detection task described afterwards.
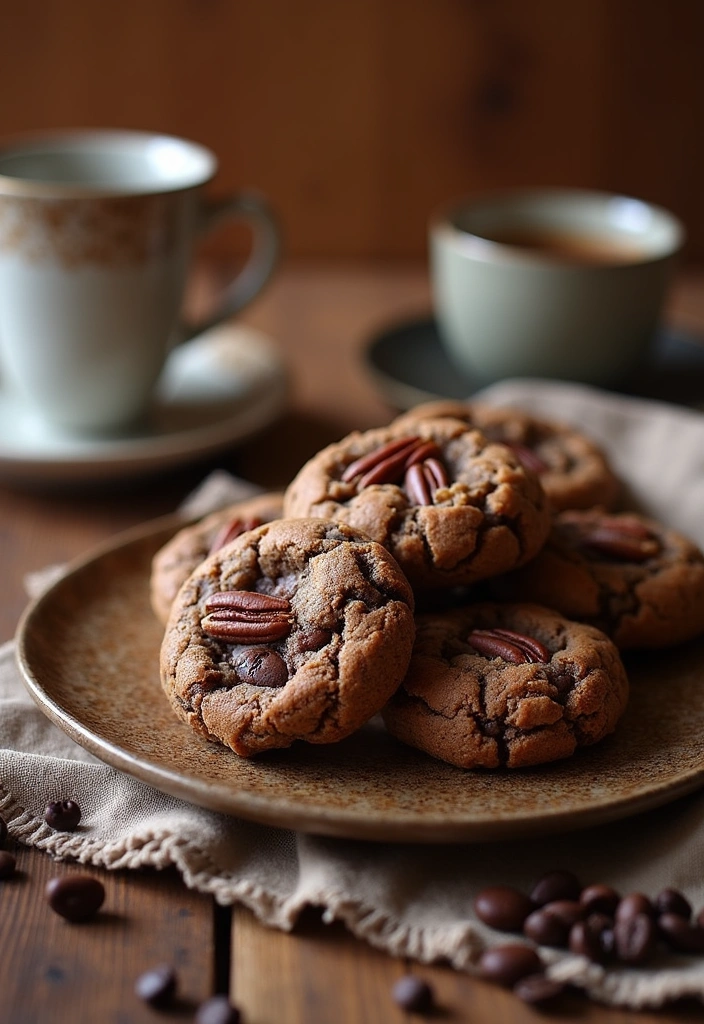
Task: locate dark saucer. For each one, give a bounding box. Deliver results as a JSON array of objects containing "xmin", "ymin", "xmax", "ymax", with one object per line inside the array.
[{"xmin": 364, "ymin": 315, "xmax": 704, "ymax": 411}]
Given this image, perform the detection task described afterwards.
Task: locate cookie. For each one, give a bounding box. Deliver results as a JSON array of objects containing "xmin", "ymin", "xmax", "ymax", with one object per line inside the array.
[
  {"xmin": 488, "ymin": 509, "xmax": 704, "ymax": 650},
  {"xmin": 160, "ymin": 518, "xmax": 416, "ymax": 756},
  {"xmin": 283, "ymin": 417, "xmax": 551, "ymax": 589},
  {"xmin": 150, "ymin": 492, "xmax": 284, "ymax": 625},
  {"xmin": 382, "ymin": 602, "xmax": 628, "ymax": 769},
  {"xmin": 394, "ymin": 400, "xmax": 620, "ymax": 511}
]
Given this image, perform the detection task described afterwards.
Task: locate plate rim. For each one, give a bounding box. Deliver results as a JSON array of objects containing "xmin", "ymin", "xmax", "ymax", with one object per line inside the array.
[{"xmin": 14, "ymin": 515, "xmax": 704, "ymax": 844}]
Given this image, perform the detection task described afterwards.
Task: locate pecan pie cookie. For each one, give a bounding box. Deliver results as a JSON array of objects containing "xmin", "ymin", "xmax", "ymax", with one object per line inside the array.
[
  {"xmin": 160, "ymin": 518, "xmax": 415, "ymax": 756},
  {"xmin": 150, "ymin": 492, "xmax": 284, "ymax": 625},
  {"xmin": 489, "ymin": 509, "xmax": 704, "ymax": 649},
  {"xmin": 382, "ymin": 603, "xmax": 629, "ymax": 769},
  {"xmin": 393, "ymin": 401, "xmax": 620, "ymax": 512},
  {"xmin": 283, "ymin": 417, "xmax": 551, "ymax": 589}
]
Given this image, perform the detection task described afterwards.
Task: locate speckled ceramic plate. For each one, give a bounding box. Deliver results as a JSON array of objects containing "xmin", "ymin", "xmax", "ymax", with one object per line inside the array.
[{"xmin": 16, "ymin": 516, "xmax": 704, "ymax": 843}]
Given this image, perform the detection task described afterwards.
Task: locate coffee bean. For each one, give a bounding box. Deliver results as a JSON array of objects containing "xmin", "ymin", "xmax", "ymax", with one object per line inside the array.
[
  {"xmin": 0, "ymin": 850, "xmax": 16, "ymax": 879},
  {"xmin": 541, "ymin": 899, "xmax": 584, "ymax": 930},
  {"xmin": 478, "ymin": 944, "xmax": 542, "ymax": 988},
  {"xmin": 586, "ymin": 913, "xmax": 616, "ymax": 956},
  {"xmin": 0, "ymin": 813, "xmax": 7, "ymax": 847},
  {"xmin": 530, "ymin": 869, "xmax": 581, "ymax": 906},
  {"xmin": 391, "ymin": 974, "xmax": 434, "ymax": 1012},
  {"xmin": 46, "ymin": 875, "xmax": 105, "ymax": 922},
  {"xmin": 513, "ymin": 973, "xmax": 566, "ymax": 1007},
  {"xmin": 475, "ymin": 885, "xmax": 534, "ymax": 931},
  {"xmin": 232, "ymin": 648, "xmax": 289, "ymax": 688},
  {"xmin": 135, "ymin": 964, "xmax": 177, "ymax": 1007},
  {"xmin": 580, "ymin": 883, "xmax": 620, "ymax": 916},
  {"xmin": 614, "ymin": 913, "xmax": 657, "ymax": 965},
  {"xmin": 615, "ymin": 892, "xmax": 655, "ymax": 923},
  {"xmin": 658, "ymin": 913, "xmax": 704, "ymax": 954},
  {"xmin": 44, "ymin": 800, "xmax": 81, "ymax": 831},
  {"xmin": 523, "ymin": 908, "xmax": 570, "ymax": 948},
  {"xmin": 195, "ymin": 994, "xmax": 241, "ymax": 1024},
  {"xmin": 569, "ymin": 920, "xmax": 609, "ymax": 963},
  {"xmin": 655, "ymin": 888, "xmax": 691, "ymax": 921}
]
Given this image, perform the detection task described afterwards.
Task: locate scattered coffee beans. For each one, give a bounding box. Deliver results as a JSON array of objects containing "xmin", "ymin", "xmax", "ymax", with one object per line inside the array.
[
  {"xmin": 0, "ymin": 813, "xmax": 7, "ymax": 847},
  {"xmin": 615, "ymin": 892, "xmax": 655, "ymax": 923},
  {"xmin": 614, "ymin": 913, "xmax": 658, "ymax": 965},
  {"xmin": 569, "ymin": 919, "xmax": 609, "ymax": 964},
  {"xmin": 194, "ymin": 995, "xmax": 242, "ymax": 1024},
  {"xmin": 475, "ymin": 868, "xmax": 704, "ymax": 1013},
  {"xmin": 134, "ymin": 964, "xmax": 178, "ymax": 1007},
  {"xmin": 474, "ymin": 885, "xmax": 534, "ymax": 932},
  {"xmin": 44, "ymin": 799, "xmax": 81, "ymax": 831},
  {"xmin": 0, "ymin": 850, "xmax": 16, "ymax": 879},
  {"xmin": 391, "ymin": 974, "xmax": 434, "ymax": 1012},
  {"xmin": 540, "ymin": 899, "xmax": 584, "ymax": 930},
  {"xmin": 523, "ymin": 907, "xmax": 570, "ymax": 948},
  {"xmin": 46, "ymin": 875, "xmax": 105, "ymax": 922},
  {"xmin": 579, "ymin": 883, "xmax": 620, "ymax": 916},
  {"xmin": 513, "ymin": 973, "xmax": 566, "ymax": 1007},
  {"xmin": 478, "ymin": 944, "xmax": 542, "ymax": 988},
  {"xmin": 658, "ymin": 913, "xmax": 704, "ymax": 954},
  {"xmin": 655, "ymin": 887, "xmax": 691, "ymax": 920}
]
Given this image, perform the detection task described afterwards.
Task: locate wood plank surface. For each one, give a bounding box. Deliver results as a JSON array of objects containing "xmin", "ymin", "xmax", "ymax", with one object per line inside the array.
[
  {"xmin": 232, "ymin": 906, "xmax": 704, "ymax": 1024},
  {"xmin": 1, "ymin": 1, "xmax": 703, "ymax": 258},
  {"xmin": 1, "ymin": 845, "xmax": 216, "ymax": 1024}
]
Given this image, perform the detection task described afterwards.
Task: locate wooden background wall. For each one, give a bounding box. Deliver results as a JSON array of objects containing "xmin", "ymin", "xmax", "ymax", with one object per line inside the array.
[{"xmin": 2, "ymin": 0, "xmax": 703, "ymax": 261}]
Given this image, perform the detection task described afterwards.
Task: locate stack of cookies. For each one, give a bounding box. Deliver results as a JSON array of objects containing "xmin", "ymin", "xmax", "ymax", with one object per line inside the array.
[{"xmin": 154, "ymin": 401, "xmax": 704, "ymax": 770}]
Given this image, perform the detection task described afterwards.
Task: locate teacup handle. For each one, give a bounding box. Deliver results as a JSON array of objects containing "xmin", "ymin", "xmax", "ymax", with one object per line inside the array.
[{"xmin": 184, "ymin": 190, "xmax": 281, "ymax": 340}]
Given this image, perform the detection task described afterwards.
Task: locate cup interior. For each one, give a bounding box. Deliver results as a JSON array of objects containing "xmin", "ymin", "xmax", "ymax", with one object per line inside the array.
[
  {"xmin": 445, "ymin": 190, "xmax": 684, "ymax": 265},
  {"xmin": 0, "ymin": 131, "xmax": 216, "ymax": 194}
]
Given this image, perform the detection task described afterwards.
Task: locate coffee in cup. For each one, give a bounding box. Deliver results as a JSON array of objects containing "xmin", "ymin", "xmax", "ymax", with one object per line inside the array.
[{"xmin": 429, "ymin": 188, "xmax": 685, "ymax": 387}]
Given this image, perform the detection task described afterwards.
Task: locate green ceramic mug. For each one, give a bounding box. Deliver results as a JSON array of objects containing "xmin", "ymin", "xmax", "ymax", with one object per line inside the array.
[{"xmin": 430, "ymin": 188, "xmax": 685, "ymax": 386}]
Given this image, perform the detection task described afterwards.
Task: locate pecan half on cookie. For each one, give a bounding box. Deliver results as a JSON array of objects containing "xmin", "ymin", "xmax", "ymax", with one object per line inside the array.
[
  {"xmin": 488, "ymin": 509, "xmax": 704, "ymax": 649},
  {"xmin": 382, "ymin": 602, "xmax": 629, "ymax": 769},
  {"xmin": 160, "ymin": 518, "xmax": 415, "ymax": 756},
  {"xmin": 149, "ymin": 492, "xmax": 284, "ymax": 625},
  {"xmin": 283, "ymin": 417, "xmax": 551, "ymax": 589}
]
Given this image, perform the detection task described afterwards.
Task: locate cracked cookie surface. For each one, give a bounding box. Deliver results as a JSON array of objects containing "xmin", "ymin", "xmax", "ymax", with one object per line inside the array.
[
  {"xmin": 382, "ymin": 603, "xmax": 628, "ymax": 769},
  {"xmin": 394, "ymin": 400, "xmax": 620, "ymax": 512},
  {"xmin": 488, "ymin": 509, "xmax": 704, "ymax": 649},
  {"xmin": 160, "ymin": 518, "xmax": 415, "ymax": 757},
  {"xmin": 283, "ymin": 417, "xmax": 551, "ymax": 589},
  {"xmin": 150, "ymin": 492, "xmax": 284, "ymax": 625}
]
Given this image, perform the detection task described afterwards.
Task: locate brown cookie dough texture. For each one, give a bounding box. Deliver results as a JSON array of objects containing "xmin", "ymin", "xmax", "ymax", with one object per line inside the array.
[
  {"xmin": 489, "ymin": 509, "xmax": 704, "ymax": 650},
  {"xmin": 382, "ymin": 602, "xmax": 628, "ymax": 769},
  {"xmin": 394, "ymin": 400, "xmax": 620, "ymax": 512},
  {"xmin": 150, "ymin": 492, "xmax": 284, "ymax": 625},
  {"xmin": 283, "ymin": 417, "xmax": 551, "ymax": 589},
  {"xmin": 160, "ymin": 518, "xmax": 415, "ymax": 757}
]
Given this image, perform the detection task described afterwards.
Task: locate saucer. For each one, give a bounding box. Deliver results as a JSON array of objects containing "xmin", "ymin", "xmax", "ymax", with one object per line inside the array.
[
  {"xmin": 364, "ymin": 316, "xmax": 704, "ymax": 410},
  {"xmin": 0, "ymin": 323, "xmax": 288, "ymax": 485}
]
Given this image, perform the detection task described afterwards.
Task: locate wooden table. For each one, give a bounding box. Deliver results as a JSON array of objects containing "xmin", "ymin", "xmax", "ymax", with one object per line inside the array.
[{"xmin": 2, "ymin": 264, "xmax": 704, "ymax": 1023}]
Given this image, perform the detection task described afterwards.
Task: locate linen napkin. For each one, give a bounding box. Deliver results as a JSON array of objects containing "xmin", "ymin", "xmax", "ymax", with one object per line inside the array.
[{"xmin": 3, "ymin": 381, "xmax": 704, "ymax": 1011}]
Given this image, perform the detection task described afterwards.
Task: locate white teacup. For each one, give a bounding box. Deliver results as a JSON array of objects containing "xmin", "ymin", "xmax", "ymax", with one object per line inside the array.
[
  {"xmin": 0, "ymin": 130, "xmax": 280, "ymax": 433},
  {"xmin": 430, "ymin": 189, "xmax": 685, "ymax": 387}
]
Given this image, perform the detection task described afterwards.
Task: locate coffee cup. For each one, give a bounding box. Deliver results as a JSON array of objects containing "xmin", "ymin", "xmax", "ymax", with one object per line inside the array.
[
  {"xmin": 429, "ymin": 188, "xmax": 684, "ymax": 387},
  {"xmin": 0, "ymin": 129, "xmax": 280, "ymax": 433}
]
